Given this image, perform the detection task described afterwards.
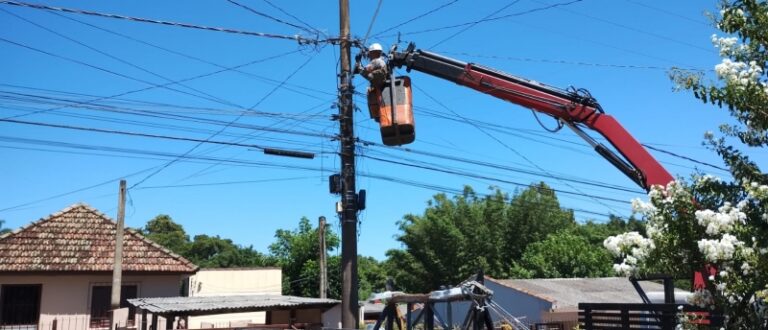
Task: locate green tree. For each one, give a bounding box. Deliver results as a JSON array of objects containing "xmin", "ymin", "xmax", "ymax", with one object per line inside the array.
[
  {"xmin": 511, "ymin": 231, "xmax": 612, "ymax": 279},
  {"xmin": 606, "ymin": 1, "xmax": 768, "ymax": 327},
  {"xmin": 386, "ymin": 184, "xmax": 575, "ymax": 292},
  {"xmin": 139, "ymin": 214, "xmax": 272, "ymax": 268},
  {"xmin": 139, "ymin": 214, "xmax": 190, "ymax": 256},
  {"xmin": 358, "ymin": 256, "xmax": 387, "ymax": 300},
  {"xmin": 502, "ymin": 183, "xmax": 576, "ymax": 261},
  {"xmin": 270, "ymin": 217, "xmax": 341, "ymax": 297},
  {"xmin": 572, "ymin": 215, "xmax": 645, "ymax": 246},
  {"xmin": 187, "ymin": 234, "xmax": 273, "ymax": 268}
]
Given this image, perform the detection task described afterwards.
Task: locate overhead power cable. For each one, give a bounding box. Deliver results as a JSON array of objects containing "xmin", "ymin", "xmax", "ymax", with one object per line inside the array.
[
  {"xmin": 529, "ymin": 0, "xmax": 714, "ymax": 53},
  {"xmin": 0, "ymin": 166, "xmax": 160, "ymax": 212},
  {"xmin": 0, "ymin": 0, "xmax": 333, "ymax": 44},
  {"xmin": 226, "ymin": 0, "xmax": 318, "ymax": 35},
  {"xmin": 359, "ymin": 141, "xmax": 643, "ymax": 193},
  {"xmin": 371, "ymin": 0, "xmax": 459, "ymax": 37},
  {"xmin": 1, "ymin": 46, "xmax": 297, "ymax": 120},
  {"xmin": 623, "ymin": 0, "xmax": 710, "ymax": 26},
  {"xmin": 387, "ymin": 0, "xmax": 584, "ymax": 38},
  {"xmin": 0, "ymin": 138, "xmax": 623, "ymax": 220},
  {"xmin": 436, "ymin": 51, "xmax": 710, "ymax": 72},
  {"xmin": 0, "ymin": 118, "xmax": 330, "ymax": 150},
  {"xmin": 47, "ymin": 11, "xmax": 336, "ymax": 99},
  {"xmin": 641, "ymin": 144, "xmax": 728, "ymax": 172},
  {"xmin": 361, "ymin": 0, "xmax": 384, "ymax": 46},
  {"xmin": 414, "ymin": 84, "xmax": 624, "ymax": 214},
  {"xmin": 362, "ymin": 154, "xmax": 629, "ymax": 204},
  {"xmin": 1, "ymin": 8, "xmax": 242, "ymax": 109},
  {"xmin": 128, "ymin": 54, "xmax": 318, "ymax": 189},
  {"xmin": 260, "ymin": 0, "xmax": 325, "ymax": 36},
  {"xmin": 430, "ymin": 0, "xmax": 521, "ymax": 48}
]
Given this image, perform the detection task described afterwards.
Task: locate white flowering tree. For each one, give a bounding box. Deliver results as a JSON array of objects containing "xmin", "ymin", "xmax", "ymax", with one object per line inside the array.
[{"xmin": 605, "ymin": 1, "xmax": 768, "ymax": 328}]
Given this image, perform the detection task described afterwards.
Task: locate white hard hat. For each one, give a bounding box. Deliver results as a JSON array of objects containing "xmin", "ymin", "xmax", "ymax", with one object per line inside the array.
[{"xmin": 368, "ymin": 43, "xmax": 383, "ymax": 52}]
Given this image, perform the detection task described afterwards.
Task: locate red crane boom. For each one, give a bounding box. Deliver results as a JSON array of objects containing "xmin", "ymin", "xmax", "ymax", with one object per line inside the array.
[{"xmin": 388, "ymin": 43, "xmax": 674, "ymax": 191}]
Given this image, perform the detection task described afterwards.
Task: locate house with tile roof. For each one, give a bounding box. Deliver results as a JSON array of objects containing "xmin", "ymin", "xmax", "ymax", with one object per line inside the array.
[{"xmin": 0, "ymin": 203, "xmax": 198, "ymax": 329}]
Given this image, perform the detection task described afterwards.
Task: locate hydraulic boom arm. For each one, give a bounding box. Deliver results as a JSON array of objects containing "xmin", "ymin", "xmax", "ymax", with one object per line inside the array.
[{"xmin": 389, "ymin": 43, "xmax": 673, "ymax": 191}]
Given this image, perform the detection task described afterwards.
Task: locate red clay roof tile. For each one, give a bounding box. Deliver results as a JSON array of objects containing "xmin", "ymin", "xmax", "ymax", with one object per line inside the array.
[{"xmin": 0, "ymin": 203, "xmax": 198, "ymax": 273}]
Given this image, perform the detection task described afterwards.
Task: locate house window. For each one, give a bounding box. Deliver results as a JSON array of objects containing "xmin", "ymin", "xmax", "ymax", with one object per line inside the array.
[
  {"xmin": 89, "ymin": 285, "xmax": 138, "ymax": 328},
  {"xmin": 0, "ymin": 284, "xmax": 42, "ymax": 326}
]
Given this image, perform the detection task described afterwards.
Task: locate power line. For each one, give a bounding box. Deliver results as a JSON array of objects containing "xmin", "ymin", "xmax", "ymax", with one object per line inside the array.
[
  {"xmin": 260, "ymin": 0, "xmax": 325, "ymax": 36},
  {"xmin": 46, "ymin": 10, "xmax": 336, "ymax": 100},
  {"xmin": 361, "ymin": 0, "xmax": 384, "ymax": 46},
  {"xmin": 413, "ymin": 84, "xmax": 624, "ymax": 214},
  {"xmin": 529, "ymin": 0, "xmax": 714, "ymax": 53},
  {"xmin": 226, "ymin": 0, "xmax": 318, "ymax": 35},
  {"xmin": 430, "ymin": 0, "xmax": 521, "ymax": 48},
  {"xmin": 641, "ymin": 144, "xmax": 728, "ymax": 172},
  {"xmin": 0, "ymin": 47, "xmax": 299, "ymax": 119},
  {"xmin": 359, "ymin": 141, "xmax": 643, "ymax": 193},
  {"xmin": 359, "ymin": 172, "xmax": 624, "ymax": 219},
  {"xmin": 0, "ymin": 166, "xmax": 160, "ymax": 212},
  {"xmin": 361, "ymin": 154, "xmax": 630, "ymax": 204},
  {"xmin": 388, "ymin": 0, "xmax": 585, "ymax": 38},
  {"xmin": 0, "ymin": 118, "xmax": 329, "ymax": 151},
  {"xmin": 371, "ymin": 0, "xmax": 459, "ymax": 37},
  {"xmin": 0, "ymin": 137, "xmax": 624, "ymax": 220},
  {"xmin": 128, "ymin": 54, "xmax": 318, "ymax": 189},
  {"xmin": 0, "ymin": 35, "xmax": 301, "ymax": 120},
  {"xmin": 0, "ymin": 0, "xmax": 333, "ymax": 45},
  {"xmin": 623, "ymin": 0, "xmax": 710, "ymax": 26},
  {"xmin": 2, "ymin": 8, "xmax": 243, "ymax": 109},
  {"xmin": 435, "ymin": 51, "xmax": 710, "ymax": 71}
]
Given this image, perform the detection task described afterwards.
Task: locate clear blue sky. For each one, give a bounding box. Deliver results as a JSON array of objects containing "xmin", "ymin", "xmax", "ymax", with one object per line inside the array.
[{"xmin": 1, "ymin": 0, "xmax": 763, "ymax": 260}]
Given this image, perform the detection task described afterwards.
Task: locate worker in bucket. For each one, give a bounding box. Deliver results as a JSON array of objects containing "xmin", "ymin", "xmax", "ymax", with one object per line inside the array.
[
  {"xmin": 355, "ymin": 43, "xmax": 388, "ymax": 121},
  {"xmin": 355, "ymin": 43, "xmax": 388, "ymax": 88}
]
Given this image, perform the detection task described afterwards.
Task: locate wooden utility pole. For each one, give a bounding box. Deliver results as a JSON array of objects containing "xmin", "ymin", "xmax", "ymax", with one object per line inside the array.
[
  {"xmin": 338, "ymin": 0, "xmax": 359, "ymax": 328},
  {"xmin": 318, "ymin": 216, "xmax": 327, "ymax": 299},
  {"xmin": 110, "ymin": 180, "xmax": 127, "ymax": 326}
]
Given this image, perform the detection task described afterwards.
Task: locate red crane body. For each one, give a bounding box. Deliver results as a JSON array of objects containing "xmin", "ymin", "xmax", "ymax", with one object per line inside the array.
[{"xmin": 388, "ymin": 44, "xmax": 674, "ymax": 191}]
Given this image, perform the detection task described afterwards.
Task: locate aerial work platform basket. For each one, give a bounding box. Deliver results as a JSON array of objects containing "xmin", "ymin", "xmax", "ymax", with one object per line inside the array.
[{"xmin": 367, "ymin": 76, "xmax": 415, "ymax": 146}]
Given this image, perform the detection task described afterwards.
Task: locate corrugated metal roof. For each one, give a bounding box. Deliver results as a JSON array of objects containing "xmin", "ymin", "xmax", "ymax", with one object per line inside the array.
[
  {"xmin": 487, "ymin": 277, "xmax": 687, "ymax": 311},
  {"xmin": 128, "ymin": 295, "xmax": 340, "ymax": 315}
]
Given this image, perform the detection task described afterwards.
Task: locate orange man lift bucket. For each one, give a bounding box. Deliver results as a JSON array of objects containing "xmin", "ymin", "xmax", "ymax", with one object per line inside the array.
[{"xmin": 368, "ymin": 76, "xmax": 415, "ymax": 146}]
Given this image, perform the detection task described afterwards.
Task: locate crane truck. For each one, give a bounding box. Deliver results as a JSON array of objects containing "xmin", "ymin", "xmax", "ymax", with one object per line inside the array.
[{"xmin": 362, "ymin": 42, "xmax": 710, "ymax": 291}]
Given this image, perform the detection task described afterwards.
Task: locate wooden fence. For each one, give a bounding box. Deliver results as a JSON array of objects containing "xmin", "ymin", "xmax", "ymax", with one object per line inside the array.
[{"xmin": 578, "ymin": 303, "xmax": 723, "ymax": 330}]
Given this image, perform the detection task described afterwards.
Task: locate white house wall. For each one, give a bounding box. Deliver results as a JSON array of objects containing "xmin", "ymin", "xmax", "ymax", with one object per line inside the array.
[
  {"xmin": 0, "ymin": 274, "xmax": 185, "ymax": 329},
  {"xmin": 186, "ymin": 268, "xmax": 282, "ymax": 329}
]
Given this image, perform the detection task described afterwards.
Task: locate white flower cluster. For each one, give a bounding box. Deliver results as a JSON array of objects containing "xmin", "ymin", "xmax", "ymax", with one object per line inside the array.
[
  {"xmin": 712, "ymin": 35, "xmax": 747, "ymax": 57},
  {"xmin": 604, "ymin": 232, "xmax": 654, "ymax": 276},
  {"xmin": 746, "ymin": 182, "xmax": 768, "ymax": 199},
  {"xmin": 697, "ymin": 234, "xmax": 745, "ymax": 262},
  {"xmin": 695, "ymin": 174, "xmax": 722, "ymax": 184},
  {"xmin": 695, "ymin": 202, "xmax": 746, "ymax": 235},
  {"xmin": 715, "ymin": 58, "xmax": 763, "ymax": 87},
  {"xmin": 631, "ymin": 198, "xmax": 656, "ymax": 215}
]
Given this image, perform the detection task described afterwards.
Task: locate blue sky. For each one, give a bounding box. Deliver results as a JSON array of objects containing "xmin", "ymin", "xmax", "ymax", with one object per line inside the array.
[{"xmin": 1, "ymin": 0, "xmax": 763, "ymax": 260}]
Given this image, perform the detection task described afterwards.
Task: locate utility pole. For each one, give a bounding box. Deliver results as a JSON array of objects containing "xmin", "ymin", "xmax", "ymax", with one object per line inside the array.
[
  {"xmin": 338, "ymin": 0, "xmax": 359, "ymax": 328},
  {"xmin": 110, "ymin": 179, "xmax": 126, "ymax": 327},
  {"xmin": 318, "ymin": 216, "xmax": 327, "ymax": 299}
]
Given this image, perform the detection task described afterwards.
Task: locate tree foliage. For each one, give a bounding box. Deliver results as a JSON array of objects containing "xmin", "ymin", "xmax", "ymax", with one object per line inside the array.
[
  {"xmin": 385, "ymin": 184, "xmax": 579, "ymax": 292},
  {"xmin": 511, "ymin": 231, "xmax": 613, "ymax": 279},
  {"xmin": 269, "ymin": 217, "xmax": 340, "ymax": 298},
  {"xmin": 606, "ymin": 1, "xmax": 768, "ymax": 327},
  {"xmin": 139, "ymin": 214, "xmax": 273, "ymax": 268}
]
